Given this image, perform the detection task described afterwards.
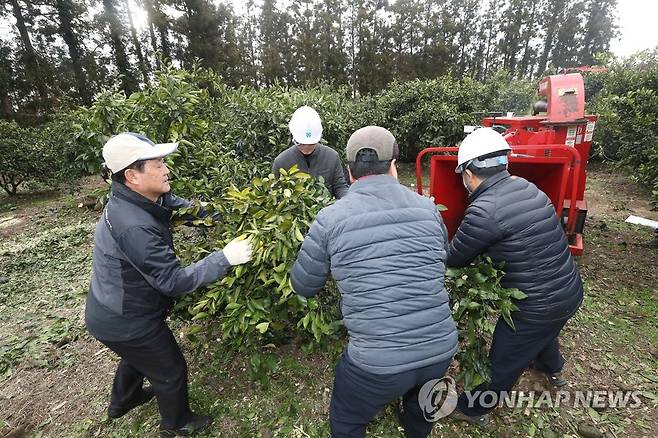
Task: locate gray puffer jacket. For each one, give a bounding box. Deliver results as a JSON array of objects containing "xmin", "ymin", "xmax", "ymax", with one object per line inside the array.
[
  {"xmin": 290, "ymin": 175, "xmax": 458, "ymax": 375},
  {"xmin": 448, "ymin": 171, "xmax": 583, "ymax": 323},
  {"xmin": 85, "ymin": 183, "xmax": 231, "ymax": 342}
]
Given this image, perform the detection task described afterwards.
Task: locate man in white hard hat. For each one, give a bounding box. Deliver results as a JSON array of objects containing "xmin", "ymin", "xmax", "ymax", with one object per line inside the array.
[
  {"xmin": 272, "ymin": 106, "xmax": 349, "ymax": 199},
  {"xmin": 85, "ymin": 133, "xmax": 253, "ymax": 437},
  {"xmin": 447, "ymin": 127, "xmax": 583, "ymax": 426}
]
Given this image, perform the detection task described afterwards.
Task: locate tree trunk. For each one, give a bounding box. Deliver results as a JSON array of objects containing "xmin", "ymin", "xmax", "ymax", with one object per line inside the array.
[
  {"xmin": 518, "ymin": 1, "xmax": 537, "ymax": 78},
  {"xmin": 1, "ymin": 94, "xmax": 13, "ymax": 119},
  {"xmin": 9, "ymin": 0, "xmax": 48, "ymax": 109},
  {"xmin": 537, "ymin": 0, "xmax": 562, "ymax": 75},
  {"xmin": 124, "ymin": 0, "xmax": 149, "ymax": 84},
  {"xmin": 142, "ymin": 0, "xmax": 160, "ymax": 69},
  {"xmin": 54, "ymin": 0, "xmax": 91, "ymax": 104},
  {"xmin": 155, "ymin": 1, "xmax": 171, "ymax": 61},
  {"xmin": 103, "ymin": 0, "xmax": 137, "ymax": 95}
]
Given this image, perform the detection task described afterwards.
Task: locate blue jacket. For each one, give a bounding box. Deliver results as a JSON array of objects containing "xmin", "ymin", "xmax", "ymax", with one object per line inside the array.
[
  {"xmin": 448, "ymin": 171, "xmax": 583, "ymax": 323},
  {"xmin": 85, "ymin": 183, "xmax": 231, "ymax": 342},
  {"xmin": 291, "ymin": 175, "xmax": 458, "ymax": 374}
]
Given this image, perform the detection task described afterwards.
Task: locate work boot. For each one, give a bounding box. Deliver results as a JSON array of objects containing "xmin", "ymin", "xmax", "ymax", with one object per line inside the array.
[
  {"xmin": 528, "ymin": 362, "xmax": 568, "ymax": 387},
  {"xmin": 107, "ymin": 386, "xmax": 155, "ymax": 419},
  {"xmin": 160, "ymin": 413, "xmax": 213, "ymax": 437},
  {"xmin": 449, "ymin": 407, "xmax": 490, "ymax": 428},
  {"xmin": 547, "ymin": 372, "xmax": 568, "ymax": 387}
]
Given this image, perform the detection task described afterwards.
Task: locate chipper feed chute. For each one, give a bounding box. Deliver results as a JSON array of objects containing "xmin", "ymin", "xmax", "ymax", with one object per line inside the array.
[{"xmin": 416, "ymin": 73, "xmax": 597, "ymax": 256}]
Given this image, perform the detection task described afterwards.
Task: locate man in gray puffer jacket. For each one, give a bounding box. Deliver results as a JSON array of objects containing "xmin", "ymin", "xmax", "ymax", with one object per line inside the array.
[
  {"xmin": 447, "ymin": 128, "xmax": 583, "ymax": 426},
  {"xmin": 290, "ymin": 126, "xmax": 458, "ymax": 438}
]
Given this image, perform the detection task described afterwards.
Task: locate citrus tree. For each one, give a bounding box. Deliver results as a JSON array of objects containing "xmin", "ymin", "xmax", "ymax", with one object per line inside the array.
[{"xmin": 175, "ymin": 166, "xmax": 343, "ymax": 349}]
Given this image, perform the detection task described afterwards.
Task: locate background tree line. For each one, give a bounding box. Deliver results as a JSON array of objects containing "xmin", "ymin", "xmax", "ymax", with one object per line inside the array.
[{"xmin": 1, "ymin": 0, "xmax": 617, "ymax": 123}]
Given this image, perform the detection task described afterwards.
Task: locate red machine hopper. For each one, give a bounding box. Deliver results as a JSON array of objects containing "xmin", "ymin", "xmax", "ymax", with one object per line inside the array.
[{"xmin": 416, "ymin": 73, "xmax": 597, "ymax": 256}]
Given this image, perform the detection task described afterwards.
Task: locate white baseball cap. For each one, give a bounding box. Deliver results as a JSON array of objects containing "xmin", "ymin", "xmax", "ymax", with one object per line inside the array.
[
  {"xmin": 288, "ymin": 106, "xmax": 323, "ymax": 144},
  {"xmin": 102, "ymin": 133, "xmax": 178, "ymax": 174}
]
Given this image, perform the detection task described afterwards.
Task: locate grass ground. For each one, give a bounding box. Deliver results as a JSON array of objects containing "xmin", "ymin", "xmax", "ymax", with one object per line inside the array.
[{"xmin": 0, "ymin": 164, "xmax": 656, "ymax": 438}]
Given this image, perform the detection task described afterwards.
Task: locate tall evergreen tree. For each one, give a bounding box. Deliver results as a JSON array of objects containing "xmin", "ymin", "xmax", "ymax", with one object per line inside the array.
[
  {"xmin": 0, "ymin": 43, "xmax": 15, "ymax": 119},
  {"xmin": 346, "ymin": 0, "xmax": 391, "ymax": 94},
  {"xmin": 414, "ymin": 0, "xmax": 459, "ymax": 79},
  {"xmin": 52, "ymin": 0, "xmax": 91, "ymax": 104},
  {"xmin": 313, "ymin": 0, "xmax": 349, "ymax": 86},
  {"xmin": 389, "ymin": 0, "xmax": 424, "ymax": 81},
  {"xmin": 141, "ymin": 0, "xmax": 161, "ymax": 68},
  {"xmin": 517, "ymin": 0, "xmax": 539, "ymax": 78},
  {"xmin": 236, "ymin": 0, "xmax": 259, "ymax": 86},
  {"xmin": 260, "ymin": 0, "xmax": 294, "ymax": 85},
  {"xmin": 499, "ymin": 0, "xmax": 525, "ymax": 73},
  {"xmin": 470, "ymin": 0, "xmax": 499, "ymax": 79},
  {"xmin": 580, "ymin": 0, "xmax": 617, "ymax": 65},
  {"xmin": 290, "ymin": 0, "xmax": 318, "ymax": 84},
  {"xmin": 455, "ymin": 0, "xmax": 480, "ymax": 76},
  {"xmin": 536, "ymin": 0, "xmax": 567, "ymax": 75},
  {"xmin": 102, "ymin": 0, "xmax": 138, "ymax": 95},
  {"xmin": 552, "ymin": 0, "xmax": 586, "ymax": 69},
  {"xmin": 124, "ymin": 0, "xmax": 150, "ymax": 85},
  {"xmin": 5, "ymin": 0, "xmax": 49, "ymax": 109}
]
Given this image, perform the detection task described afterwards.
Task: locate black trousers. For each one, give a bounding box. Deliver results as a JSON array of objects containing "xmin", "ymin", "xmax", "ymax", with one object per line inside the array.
[
  {"xmin": 330, "ymin": 350, "xmax": 452, "ymax": 438},
  {"xmin": 458, "ymin": 316, "xmax": 568, "ymax": 417},
  {"xmin": 100, "ymin": 322, "xmax": 192, "ymax": 429}
]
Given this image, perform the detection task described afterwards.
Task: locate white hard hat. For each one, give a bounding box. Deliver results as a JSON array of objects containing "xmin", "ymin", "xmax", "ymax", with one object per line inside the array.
[
  {"xmin": 103, "ymin": 132, "xmax": 178, "ymax": 174},
  {"xmin": 456, "ymin": 127, "xmax": 511, "ymax": 173},
  {"xmin": 289, "ymin": 106, "xmax": 322, "ymax": 144}
]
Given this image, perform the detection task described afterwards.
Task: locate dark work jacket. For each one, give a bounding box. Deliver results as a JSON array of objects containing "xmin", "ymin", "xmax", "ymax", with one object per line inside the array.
[
  {"xmin": 272, "ymin": 144, "xmax": 349, "ymax": 199},
  {"xmin": 85, "ymin": 183, "xmax": 231, "ymax": 342},
  {"xmin": 447, "ymin": 171, "xmax": 583, "ymax": 323}
]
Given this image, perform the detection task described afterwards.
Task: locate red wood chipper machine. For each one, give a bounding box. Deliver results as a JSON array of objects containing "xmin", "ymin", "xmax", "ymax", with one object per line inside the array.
[{"xmin": 415, "ymin": 73, "xmax": 597, "ymax": 255}]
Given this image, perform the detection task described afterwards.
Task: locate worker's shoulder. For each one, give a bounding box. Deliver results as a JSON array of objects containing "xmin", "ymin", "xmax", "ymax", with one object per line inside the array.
[
  {"xmin": 504, "ymin": 175, "xmax": 545, "ymax": 202},
  {"xmin": 105, "ymin": 197, "xmax": 161, "ymax": 238},
  {"xmin": 273, "ymin": 145, "xmax": 297, "ymax": 163},
  {"xmin": 316, "ymin": 143, "xmax": 341, "ymax": 159},
  {"xmin": 315, "ymin": 196, "xmax": 348, "ymax": 220},
  {"xmin": 312, "ymin": 191, "xmax": 365, "ymax": 231},
  {"xmin": 485, "ymin": 175, "xmax": 547, "ymax": 219},
  {"xmin": 486, "ymin": 173, "xmax": 535, "ymax": 198},
  {"xmin": 406, "ymin": 186, "xmax": 435, "ymax": 207},
  {"xmin": 320, "ymin": 184, "xmax": 431, "ymax": 221}
]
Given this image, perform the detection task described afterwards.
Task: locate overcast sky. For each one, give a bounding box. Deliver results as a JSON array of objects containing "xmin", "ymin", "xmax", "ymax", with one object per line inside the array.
[{"xmin": 609, "ymin": 0, "xmax": 658, "ymax": 56}]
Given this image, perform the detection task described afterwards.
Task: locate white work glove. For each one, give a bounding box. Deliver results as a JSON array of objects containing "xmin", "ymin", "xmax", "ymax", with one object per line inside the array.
[{"xmin": 222, "ymin": 236, "xmax": 253, "ymax": 266}]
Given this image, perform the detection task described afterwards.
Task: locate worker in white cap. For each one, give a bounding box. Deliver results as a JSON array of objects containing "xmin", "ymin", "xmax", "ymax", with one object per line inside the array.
[
  {"xmin": 272, "ymin": 106, "xmax": 349, "ymax": 198},
  {"xmin": 447, "ymin": 128, "xmax": 583, "ymax": 426},
  {"xmin": 85, "ymin": 133, "xmax": 253, "ymax": 436}
]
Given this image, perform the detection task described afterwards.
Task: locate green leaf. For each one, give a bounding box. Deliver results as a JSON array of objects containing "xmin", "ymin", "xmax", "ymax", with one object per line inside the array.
[
  {"xmin": 191, "ymin": 312, "xmax": 208, "ymax": 321},
  {"xmin": 255, "ymin": 322, "xmax": 269, "ymax": 334},
  {"xmin": 528, "ymin": 422, "xmax": 537, "ymax": 437}
]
